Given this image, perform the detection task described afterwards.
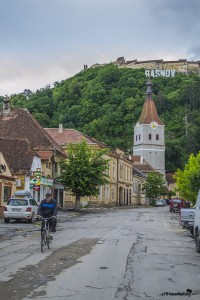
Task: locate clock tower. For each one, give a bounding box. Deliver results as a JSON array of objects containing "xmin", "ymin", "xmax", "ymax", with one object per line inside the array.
[{"xmin": 133, "ymin": 79, "xmax": 165, "ymax": 176}]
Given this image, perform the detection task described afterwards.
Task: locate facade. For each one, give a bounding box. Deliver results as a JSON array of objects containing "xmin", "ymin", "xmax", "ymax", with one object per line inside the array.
[
  {"xmin": 133, "ymin": 80, "xmax": 165, "ymax": 177},
  {"xmin": 0, "ymin": 151, "xmax": 16, "ymax": 216},
  {"xmin": 132, "ymin": 167, "xmax": 147, "ymax": 205},
  {"xmin": 45, "ymin": 127, "xmax": 119, "ymax": 207},
  {"xmin": 0, "ymin": 97, "xmax": 66, "ymax": 205},
  {"xmin": 45, "ymin": 127, "xmax": 142, "ymax": 207},
  {"xmin": 0, "ymin": 137, "xmax": 42, "ymax": 201},
  {"xmin": 116, "ymin": 148, "xmax": 133, "ymax": 206}
]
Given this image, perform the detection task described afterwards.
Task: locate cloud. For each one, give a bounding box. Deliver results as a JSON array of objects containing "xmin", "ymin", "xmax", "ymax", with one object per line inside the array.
[{"xmin": 0, "ymin": 0, "xmax": 200, "ymax": 95}]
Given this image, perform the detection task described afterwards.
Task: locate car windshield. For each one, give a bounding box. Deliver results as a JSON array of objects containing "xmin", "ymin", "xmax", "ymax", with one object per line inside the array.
[
  {"xmin": 173, "ymin": 200, "xmax": 181, "ymax": 203},
  {"xmin": 7, "ymin": 199, "xmax": 28, "ymax": 206}
]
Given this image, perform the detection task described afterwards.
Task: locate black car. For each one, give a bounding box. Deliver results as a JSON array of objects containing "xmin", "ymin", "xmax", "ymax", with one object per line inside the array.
[{"xmin": 165, "ymin": 199, "xmax": 170, "ymax": 205}]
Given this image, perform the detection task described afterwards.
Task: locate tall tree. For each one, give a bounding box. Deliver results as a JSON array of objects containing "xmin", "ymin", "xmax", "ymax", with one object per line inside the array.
[
  {"xmin": 175, "ymin": 152, "xmax": 200, "ymax": 204},
  {"xmin": 58, "ymin": 140, "xmax": 110, "ymax": 209},
  {"xmin": 143, "ymin": 172, "xmax": 166, "ymax": 204}
]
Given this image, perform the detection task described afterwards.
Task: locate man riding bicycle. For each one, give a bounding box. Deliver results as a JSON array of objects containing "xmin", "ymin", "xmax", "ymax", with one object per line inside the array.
[{"xmin": 37, "ymin": 192, "xmax": 57, "ymax": 238}]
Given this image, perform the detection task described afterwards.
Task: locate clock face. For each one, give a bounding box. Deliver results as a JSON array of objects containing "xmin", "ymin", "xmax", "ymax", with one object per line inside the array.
[
  {"xmin": 150, "ymin": 121, "xmax": 158, "ymax": 129},
  {"xmin": 136, "ymin": 122, "xmax": 140, "ymax": 130}
]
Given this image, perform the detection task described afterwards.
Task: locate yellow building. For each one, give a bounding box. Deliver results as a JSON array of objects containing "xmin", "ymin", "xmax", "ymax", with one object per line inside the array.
[
  {"xmin": 0, "ymin": 151, "xmax": 16, "ymax": 217},
  {"xmin": 45, "ymin": 127, "xmax": 119, "ymax": 207}
]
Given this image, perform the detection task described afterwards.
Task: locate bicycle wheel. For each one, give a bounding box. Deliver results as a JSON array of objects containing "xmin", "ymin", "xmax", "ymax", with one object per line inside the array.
[
  {"xmin": 41, "ymin": 231, "xmax": 46, "ymax": 253},
  {"xmin": 47, "ymin": 232, "xmax": 50, "ymax": 249}
]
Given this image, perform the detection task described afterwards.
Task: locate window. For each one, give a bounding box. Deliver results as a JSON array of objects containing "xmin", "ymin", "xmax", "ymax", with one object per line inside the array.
[
  {"xmin": 4, "ymin": 186, "xmax": 11, "ymax": 202},
  {"xmin": 46, "ymin": 162, "xmax": 51, "ymax": 169},
  {"xmin": 136, "ymin": 135, "xmax": 137, "ymax": 141},
  {"xmin": 139, "ymin": 134, "xmax": 141, "ymax": 140},
  {"xmin": 156, "ymin": 134, "xmax": 159, "ymax": 140},
  {"xmin": 149, "ymin": 134, "xmax": 152, "ymax": 140}
]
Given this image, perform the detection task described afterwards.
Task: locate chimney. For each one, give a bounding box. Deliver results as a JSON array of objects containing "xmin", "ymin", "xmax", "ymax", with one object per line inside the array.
[
  {"xmin": 59, "ymin": 124, "xmax": 63, "ymax": 133},
  {"xmin": 140, "ymin": 156, "xmax": 143, "ymax": 164},
  {"xmin": 3, "ymin": 96, "xmax": 11, "ymax": 115}
]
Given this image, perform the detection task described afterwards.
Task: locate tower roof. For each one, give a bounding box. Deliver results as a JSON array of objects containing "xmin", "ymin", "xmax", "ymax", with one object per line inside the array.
[{"xmin": 138, "ymin": 80, "xmax": 164, "ymax": 125}]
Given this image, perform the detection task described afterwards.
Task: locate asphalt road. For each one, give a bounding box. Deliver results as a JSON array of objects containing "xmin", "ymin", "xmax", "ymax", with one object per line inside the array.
[{"xmin": 0, "ymin": 207, "xmax": 200, "ymax": 300}]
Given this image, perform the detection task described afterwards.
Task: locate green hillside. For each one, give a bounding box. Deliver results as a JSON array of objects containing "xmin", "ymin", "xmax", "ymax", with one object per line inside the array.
[{"xmin": 5, "ymin": 64, "xmax": 200, "ymax": 173}]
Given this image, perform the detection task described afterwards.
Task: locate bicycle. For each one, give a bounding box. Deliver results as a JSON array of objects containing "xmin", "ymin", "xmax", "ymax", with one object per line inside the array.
[{"xmin": 39, "ymin": 216, "xmax": 55, "ymax": 253}]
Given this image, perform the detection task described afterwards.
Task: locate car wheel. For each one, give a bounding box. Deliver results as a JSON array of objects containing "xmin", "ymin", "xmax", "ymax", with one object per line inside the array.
[
  {"xmin": 29, "ymin": 213, "xmax": 35, "ymax": 223},
  {"xmin": 4, "ymin": 218, "xmax": 10, "ymax": 223},
  {"xmin": 195, "ymin": 234, "xmax": 200, "ymax": 253},
  {"xmin": 190, "ymin": 227, "xmax": 194, "ymax": 236}
]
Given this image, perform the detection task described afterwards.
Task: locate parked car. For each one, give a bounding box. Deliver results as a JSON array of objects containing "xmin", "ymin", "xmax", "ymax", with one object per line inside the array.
[
  {"xmin": 155, "ymin": 199, "xmax": 166, "ymax": 207},
  {"xmin": 4, "ymin": 197, "xmax": 38, "ymax": 223},
  {"xmin": 165, "ymin": 199, "xmax": 170, "ymax": 205},
  {"xmin": 169, "ymin": 199, "xmax": 185, "ymax": 212},
  {"xmin": 194, "ymin": 191, "xmax": 200, "ymax": 252},
  {"xmin": 180, "ymin": 207, "xmax": 195, "ymax": 234}
]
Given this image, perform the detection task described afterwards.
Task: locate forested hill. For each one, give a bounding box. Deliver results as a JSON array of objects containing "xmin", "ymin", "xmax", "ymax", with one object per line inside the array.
[{"xmin": 2, "ymin": 64, "xmax": 200, "ymax": 173}]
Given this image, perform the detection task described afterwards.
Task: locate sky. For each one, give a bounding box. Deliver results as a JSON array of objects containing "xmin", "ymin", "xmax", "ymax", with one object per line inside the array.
[{"xmin": 0, "ymin": 0, "xmax": 200, "ymax": 96}]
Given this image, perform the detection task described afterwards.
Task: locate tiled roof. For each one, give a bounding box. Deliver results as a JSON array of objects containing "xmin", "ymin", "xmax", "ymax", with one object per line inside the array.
[
  {"xmin": 37, "ymin": 151, "xmax": 52, "ymax": 160},
  {"xmin": 0, "ymin": 108, "xmax": 65, "ymax": 155},
  {"xmin": 133, "ymin": 167, "xmax": 146, "ymax": 178},
  {"xmin": 166, "ymin": 173, "xmax": 176, "ymax": 184},
  {"xmin": 0, "ymin": 137, "xmax": 38, "ymax": 174},
  {"xmin": 138, "ymin": 99, "xmax": 164, "ymax": 125},
  {"xmin": 129, "ymin": 155, "xmax": 155, "ymax": 174},
  {"xmin": 44, "ymin": 128, "xmax": 96, "ymax": 146}
]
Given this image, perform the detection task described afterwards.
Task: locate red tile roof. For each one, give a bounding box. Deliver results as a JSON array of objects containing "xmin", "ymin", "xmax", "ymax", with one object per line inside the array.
[
  {"xmin": 37, "ymin": 151, "xmax": 52, "ymax": 160},
  {"xmin": 0, "ymin": 137, "xmax": 38, "ymax": 174},
  {"xmin": 166, "ymin": 173, "xmax": 176, "ymax": 184},
  {"xmin": 129, "ymin": 155, "xmax": 155, "ymax": 174},
  {"xmin": 44, "ymin": 128, "xmax": 97, "ymax": 146},
  {"xmin": 0, "ymin": 108, "xmax": 65, "ymax": 156},
  {"xmin": 138, "ymin": 99, "xmax": 164, "ymax": 125}
]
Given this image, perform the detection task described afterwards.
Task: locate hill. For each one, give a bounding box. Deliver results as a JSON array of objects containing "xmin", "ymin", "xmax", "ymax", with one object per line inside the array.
[{"xmin": 3, "ymin": 64, "xmax": 200, "ymax": 173}]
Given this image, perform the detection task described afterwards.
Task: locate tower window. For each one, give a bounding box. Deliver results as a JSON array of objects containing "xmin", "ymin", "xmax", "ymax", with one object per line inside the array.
[
  {"xmin": 139, "ymin": 134, "xmax": 141, "ymax": 140},
  {"xmin": 156, "ymin": 134, "xmax": 159, "ymax": 140},
  {"xmin": 136, "ymin": 135, "xmax": 137, "ymax": 141},
  {"xmin": 149, "ymin": 134, "xmax": 152, "ymax": 140}
]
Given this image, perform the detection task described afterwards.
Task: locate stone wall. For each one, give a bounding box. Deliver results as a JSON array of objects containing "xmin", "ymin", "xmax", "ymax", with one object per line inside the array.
[{"xmin": 111, "ymin": 57, "xmax": 200, "ymax": 74}]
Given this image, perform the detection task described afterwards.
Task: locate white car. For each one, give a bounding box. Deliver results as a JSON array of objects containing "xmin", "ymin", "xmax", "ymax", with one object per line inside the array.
[{"xmin": 4, "ymin": 197, "xmax": 38, "ymax": 223}]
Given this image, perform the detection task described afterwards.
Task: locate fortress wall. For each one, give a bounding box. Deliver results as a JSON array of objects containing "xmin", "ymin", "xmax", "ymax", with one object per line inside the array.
[{"xmin": 113, "ymin": 57, "xmax": 200, "ymax": 74}]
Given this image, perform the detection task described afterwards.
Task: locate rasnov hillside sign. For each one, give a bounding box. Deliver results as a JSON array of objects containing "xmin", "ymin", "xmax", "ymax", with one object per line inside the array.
[{"xmin": 145, "ymin": 69, "xmax": 176, "ymax": 77}]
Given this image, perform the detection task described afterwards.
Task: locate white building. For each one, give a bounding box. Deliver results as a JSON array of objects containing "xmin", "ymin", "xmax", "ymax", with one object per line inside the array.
[{"xmin": 133, "ymin": 80, "xmax": 165, "ymax": 177}]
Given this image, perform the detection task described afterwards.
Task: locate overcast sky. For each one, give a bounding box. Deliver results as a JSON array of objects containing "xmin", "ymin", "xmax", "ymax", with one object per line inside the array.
[{"xmin": 0, "ymin": 0, "xmax": 200, "ymax": 96}]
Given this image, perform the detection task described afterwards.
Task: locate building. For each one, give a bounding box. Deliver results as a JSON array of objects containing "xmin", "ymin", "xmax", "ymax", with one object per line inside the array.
[
  {"xmin": 0, "ymin": 97, "xmax": 66, "ymax": 204},
  {"xmin": 113, "ymin": 57, "xmax": 200, "ymax": 74},
  {"xmin": 0, "ymin": 137, "xmax": 41, "ymax": 200},
  {"xmin": 0, "ymin": 151, "xmax": 16, "ymax": 216},
  {"xmin": 133, "ymin": 80, "xmax": 165, "ymax": 177},
  {"xmin": 45, "ymin": 127, "xmax": 139, "ymax": 207},
  {"xmin": 132, "ymin": 166, "xmax": 147, "ymax": 205}
]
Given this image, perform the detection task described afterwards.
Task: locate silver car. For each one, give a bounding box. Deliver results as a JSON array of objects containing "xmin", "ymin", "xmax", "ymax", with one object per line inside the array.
[
  {"xmin": 155, "ymin": 199, "xmax": 166, "ymax": 207},
  {"xmin": 4, "ymin": 198, "xmax": 38, "ymax": 223}
]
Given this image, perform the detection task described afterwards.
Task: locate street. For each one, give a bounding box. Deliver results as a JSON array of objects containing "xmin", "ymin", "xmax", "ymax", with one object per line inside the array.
[{"xmin": 0, "ymin": 207, "xmax": 200, "ymax": 300}]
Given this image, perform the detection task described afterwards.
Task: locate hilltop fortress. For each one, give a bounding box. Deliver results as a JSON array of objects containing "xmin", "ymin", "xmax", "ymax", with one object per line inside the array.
[{"xmin": 90, "ymin": 57, "xmax": 200, "ymax": 76}]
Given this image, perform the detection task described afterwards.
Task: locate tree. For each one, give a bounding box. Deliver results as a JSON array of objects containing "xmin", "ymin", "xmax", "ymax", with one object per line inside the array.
[
  {"xmin": 174, "ymin": 152, "xmax": 200, "ymax": 204},
  {"xmin": 143, "ymin": 172, "xmax": 166, "ymax": 203},
  {"xmin": 57, "ymin": 140, "xmax": 110, "ymax": 209}
]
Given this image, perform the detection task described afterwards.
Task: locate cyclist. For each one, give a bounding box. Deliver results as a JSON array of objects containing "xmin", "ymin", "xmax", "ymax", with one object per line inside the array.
[{"xmin": 37, "ymin": 191, "xmax": 57, "ymax": 238}]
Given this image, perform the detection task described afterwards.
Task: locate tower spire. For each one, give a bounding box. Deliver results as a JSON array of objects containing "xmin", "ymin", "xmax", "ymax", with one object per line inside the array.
[{"xmin": 146, "ymin": 78, "xmax": 152, "ymax": 100}]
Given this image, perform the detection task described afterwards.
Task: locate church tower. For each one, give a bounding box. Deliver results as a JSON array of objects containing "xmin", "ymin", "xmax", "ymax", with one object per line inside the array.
[{"xmin": 133, "ymin": 79, "xmax": 165, "ymax": 176}]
